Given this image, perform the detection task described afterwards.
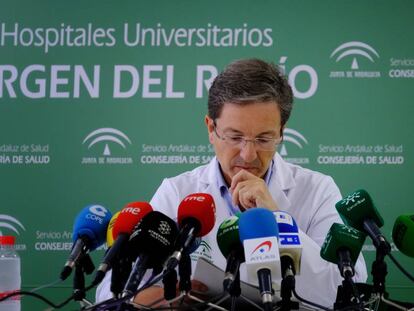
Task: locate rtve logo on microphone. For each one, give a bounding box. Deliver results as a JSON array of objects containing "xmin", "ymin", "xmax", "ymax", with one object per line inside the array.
[
  {"xmin": 329, "ymin": 41, "xmax": 381, "ymax": 79},
  {"xmin": 81, "ymin": 127, "xmax": 133, "ymax": 165}
]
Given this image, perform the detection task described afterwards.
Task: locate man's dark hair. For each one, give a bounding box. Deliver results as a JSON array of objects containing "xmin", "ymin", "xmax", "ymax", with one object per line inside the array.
[{"xmin": 208, "ymin": 58, "xmax": 293, "ymax": 127}]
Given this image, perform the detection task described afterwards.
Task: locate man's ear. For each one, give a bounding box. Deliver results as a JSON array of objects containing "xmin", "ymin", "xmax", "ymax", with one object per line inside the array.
[
  {"xmin": 205, "ymin": 115, "xmax": 214, "ymax": 144},
  {"xmin": 280, "ymin": 124, "xmax": 285, "ymax": 138}
]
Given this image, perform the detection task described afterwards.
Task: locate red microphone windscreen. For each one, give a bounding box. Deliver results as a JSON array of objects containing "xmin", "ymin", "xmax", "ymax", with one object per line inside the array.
[
  {"xmin": 112, "ymin": 202, "xmax": 153, "ymax": 239},
  {"xmin": 177, "ymin": 193, "xmax": 216, "ymax": 237}
]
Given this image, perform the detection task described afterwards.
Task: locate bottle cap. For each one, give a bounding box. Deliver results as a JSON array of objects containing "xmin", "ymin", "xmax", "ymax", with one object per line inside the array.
[{"xmin": 0, "ymin": 235, "xmax": 15, "ymax": 245}]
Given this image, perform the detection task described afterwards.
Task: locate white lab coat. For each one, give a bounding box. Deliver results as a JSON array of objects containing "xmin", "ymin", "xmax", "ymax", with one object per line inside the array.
[{"xmin": 96, "ymin": 154, "xmax": 367, "ymax": 307}]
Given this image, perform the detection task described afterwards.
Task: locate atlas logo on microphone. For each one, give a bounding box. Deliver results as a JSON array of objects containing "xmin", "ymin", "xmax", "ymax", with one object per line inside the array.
[
  {"xmin": 81, "ymin": 127, "xmax": 133, "ymax": 165},
  {"xmin": 251, "ymin": 241, "xmax": 273, "ymax": 256},
  {"xmin": 279, "ymin": 128, "xmax": 310, "ymax": 165},
  {"xmin": 329, "ymin": 41, "xmax": 381, "ymax": 79},
  {"xmin": 247, "ymin": 239, "xmax": 278, "ymax": 262}
]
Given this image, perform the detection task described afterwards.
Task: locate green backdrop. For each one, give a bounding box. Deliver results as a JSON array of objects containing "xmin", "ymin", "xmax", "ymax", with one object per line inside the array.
[{"xmin": 1, "ymin": 0, "xmax": 413, "ymax": 309}]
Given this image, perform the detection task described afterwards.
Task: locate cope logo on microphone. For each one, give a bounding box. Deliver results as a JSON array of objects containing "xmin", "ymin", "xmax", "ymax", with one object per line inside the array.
[
  {"xmin": 251, "ymin": 240, "xmax": 272, "ymax": 256},
  {"xmin": 89, "ymin": 205, "xmax": 109, "ymax": 217},
  {"xmin": 87, "ymin": 205, "xmax": 109, "ymax": 224}
]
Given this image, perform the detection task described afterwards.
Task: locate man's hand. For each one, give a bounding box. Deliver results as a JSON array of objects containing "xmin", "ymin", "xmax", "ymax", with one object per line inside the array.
[{"xmin": 230, "ymin": 170, "xmax": 279, "ymax": 211}]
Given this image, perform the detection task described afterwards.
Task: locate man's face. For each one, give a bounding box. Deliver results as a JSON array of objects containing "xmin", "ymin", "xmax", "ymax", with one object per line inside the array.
[{"xmin": 205, "ymin": 102, "xmax": 283, "ymax": 185}]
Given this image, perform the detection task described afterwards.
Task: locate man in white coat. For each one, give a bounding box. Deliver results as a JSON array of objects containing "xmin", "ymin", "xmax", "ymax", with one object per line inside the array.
[{"xmin": 96, "ymin": 58, "xmax": 367, "ymax": 307}]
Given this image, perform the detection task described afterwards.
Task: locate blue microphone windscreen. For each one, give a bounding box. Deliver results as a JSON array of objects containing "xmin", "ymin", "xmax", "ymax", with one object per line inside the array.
[
  {"xmin": 239, "ymin": 208, "xmax": 279, "ymax": 242},
  {"xmin": 73, "ymin": 204, "xmax": 112, "ymax": 250}
]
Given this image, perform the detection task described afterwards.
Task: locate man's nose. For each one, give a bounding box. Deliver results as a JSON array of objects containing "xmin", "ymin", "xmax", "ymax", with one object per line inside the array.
[{"xmin": 239, "ymin": 140, "xmax": 258, "ymax": 162}]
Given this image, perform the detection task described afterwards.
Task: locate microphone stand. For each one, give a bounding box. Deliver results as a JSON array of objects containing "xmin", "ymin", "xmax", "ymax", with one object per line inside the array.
[
  {"xmin": 363, "ymin": 219, "xmax": 391, "ymax": 296},
  {"xmin": 74, "ymin": 254, "xmax": 95, "ymax": 307},
  {"xmin": 163, "ymin": 267, "xmax": 178, "ymax": 301},
  {"xmin": 277, "ymin": 257, "xmax": 299, "ymax": 311},
  {"xmin": 334, "ymin": 252, "xmax": 362, "ymax": 310},
  {"xmin": 111, "ymin": 255, "xmax": 132, "ymax": 298},
  {"xmin": 371, "ymin": 250, "xmax": 388, "ymax": 296},
  {"xmin": 228, "ymin": 270, "xmax": 241, "ymax": 311},
  {"xmin": 164, "ymin": 254, "xmax": 226, "ymax": 311}
]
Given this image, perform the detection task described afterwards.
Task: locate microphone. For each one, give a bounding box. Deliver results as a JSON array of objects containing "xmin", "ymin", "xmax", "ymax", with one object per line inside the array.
[
  {"xmin": 239, "ymin": 208, "xmax": 280, "ymax": 311},
  {"xmin": 274, "ymin": 211, "xmax": 302, "ymax": 309},
  {"xmin": 335, "ymin": 189, "xmax": 391, "ymax": 256},
  {"xmin": 106, "ymin": 211, "xmax": 120, "ymax": 248},
  {"xmin": 274, "ymin": 211, "xmax": 302, "ymax": 277},
  {"xmin": 216, "ymin": 215, "xmax": 245, "ymax": 293},
  {"xmin": 392, "ymin": 214, "xmax": 414, "ymax": 258},
  {"xmin": 163, "ymin": 237, "xmax": 201, "ymax": 301},
  {"xmin": 320, "ymin": 223, "xmax": 366, "ymax": 308},
  {"xmin": 60, "ymin": 204, "xmax": 112, "ymax": 280},
  {"xmin": 320, "ymin": 223, "xmax": 366, "ymax": 279},
  {"xmin": 166, "ymin": 193, "xmax": 216, "ymax": 270},
  {"xmin": 122, "ymin": 211, "xmax": 178, "ymax": 296},
  {"xmin": 92, "ymin": 202, "xmax": 153, "ymax": 285}
]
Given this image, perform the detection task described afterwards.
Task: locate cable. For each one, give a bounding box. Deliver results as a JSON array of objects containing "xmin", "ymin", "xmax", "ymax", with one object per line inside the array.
[
  {"xmin": 292, "ymin": 289, "xmax": 332, "ymax": 311},
  {"xmin": 30, "ymin": 278, "xmax": 64, "ymax": 293},
  {"xmin": 150, "ymin": 293, "xmax": 227, "ymax": 311},
  {"xmin": 381, "ymin": 295, "xmax": 408, "ymax": 311},
  {"xmin": 388, "ymin": 253, "xmax": 414, "ymax": 282},
  {"xmin": 82, "ymin": 271, "xmax": 168, "ymax": 311},
  {"xmin": 0, "ymin": 290, "xmax": 75, "ymax": 309}
]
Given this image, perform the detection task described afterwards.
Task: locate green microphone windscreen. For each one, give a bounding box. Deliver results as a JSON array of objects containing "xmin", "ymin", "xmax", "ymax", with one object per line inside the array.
[
  {"xmin": 216, "ymin": 215, "xmax": 241, "ymax": 258},
  {"xmin": 392, "ymin": 215, "xmax": 414, "ymax": 258},
  {"xmin": 320, "ymin": 223, "xmax": 366, "ymax": 265},
  {"xmin": 335, "ymin": 189, "xmax": 384, "ymax": 230}
]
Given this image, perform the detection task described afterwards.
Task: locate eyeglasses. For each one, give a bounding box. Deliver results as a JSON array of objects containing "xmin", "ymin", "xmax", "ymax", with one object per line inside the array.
[{"xmin": 213, "ymin": 122, "xmax": 282, "ymax": 151}]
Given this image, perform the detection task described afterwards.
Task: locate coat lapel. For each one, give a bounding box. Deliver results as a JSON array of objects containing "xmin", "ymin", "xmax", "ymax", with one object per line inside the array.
[{"xmin": 268, "ymin": 153, "xmax": 296, "ymax": 212}]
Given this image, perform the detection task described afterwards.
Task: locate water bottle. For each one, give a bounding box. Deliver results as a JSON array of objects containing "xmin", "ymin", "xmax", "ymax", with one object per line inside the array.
[{"xmin": 0, "ymin": 236, "xmax": 21, "ymax": 311}]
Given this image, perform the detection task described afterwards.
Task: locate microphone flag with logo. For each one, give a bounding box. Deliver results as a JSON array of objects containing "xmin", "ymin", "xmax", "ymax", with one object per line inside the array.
[
  {"xmin": 166, "ymin": 193, "xmax": 216, "ymax": 270},
  {"xmin": 239, "ymin": 208, "xmax": 280, "ymax": 311},
  {"xmin": 60, "ymin": 204, "xmax": 112, "ymax": 280},
  {"xmin": 216, "ymin": 214, "xmax": 244, "ymax": 292},
  {"xmin": 320, "ymin": 223, "xmax": 366, "ymax": 279},
  {"xmin": 123, "ymin": 211, "xmax": 178, "ymax": 296},
  {"xmin": 335, "ymin": 189, "xmax": 391, "ymax": 256},
  {"xmin": 93, "ymin": 202, "xmax": 153, "ymax": 286}
]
